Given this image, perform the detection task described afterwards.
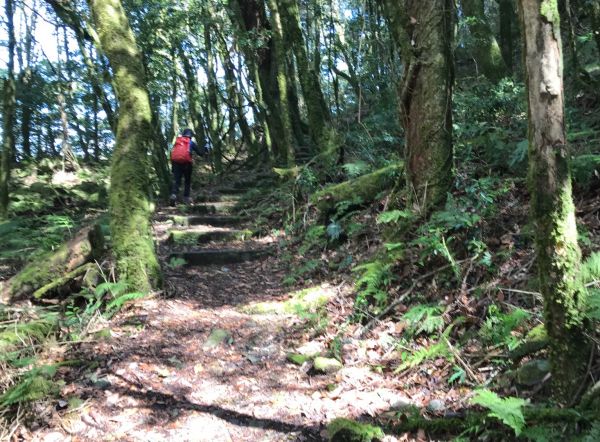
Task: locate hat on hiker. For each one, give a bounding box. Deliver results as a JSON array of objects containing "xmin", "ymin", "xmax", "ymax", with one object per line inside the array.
[{"xmin": 182, "ymin": 128, "xmax": 194, "ymax": 137}]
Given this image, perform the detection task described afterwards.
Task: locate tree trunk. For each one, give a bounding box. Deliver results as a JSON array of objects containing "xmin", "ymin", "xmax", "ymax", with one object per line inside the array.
[
  {"xmin": 218, "ymin": 35, "xmax": 258, "ymax": 158},
  {"xmin": 202, "ymin": 18, "xmax": 224, "ymax": 174},
  {"xmin": 499, "ymin": 0, "xmax": 515, "ymax": 73},
  {"xmin": 1, "ymin": 0, "xmax": 16, "ymax": 219},
  {"xmin": 278, "ymin": 0, "xmax": 331, "ymax": 152},
  {"xmin": 461, "ymin": 0, "xmax": 508, "ymax": 82},
  {"xmin": 87, "ymin": 0, "xmax": 161, "ymax": 292},
  {"xmin": 383, "ymin": 0, "xmax": 454, "ymax": 213},
  {"xmin": 179, "ymin": 51, "xmax": 207, "ymax": 148},
  {"xmin": 266, "ymin": 0, "xmax": 296, "ymax": 166},
  {"xmin": 519, "ymin": 0, "xmax": 589, "ymax": 402}
]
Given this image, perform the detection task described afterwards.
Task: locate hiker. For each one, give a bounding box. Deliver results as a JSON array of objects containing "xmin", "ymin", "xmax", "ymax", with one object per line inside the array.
[{"xmin": 169, "ymin": 128, "xmax": 206, "ymax": 204}]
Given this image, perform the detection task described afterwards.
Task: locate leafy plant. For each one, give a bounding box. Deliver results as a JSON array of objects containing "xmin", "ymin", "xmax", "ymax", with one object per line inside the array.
[
  {"xmin": 479, "ymin": 305, "xmax": 530, "ymax": 349},
  {"xmin": 353, "ymin": 260, "xmax": 395, "ymax": 315},
  {"xmin": 396, "ymin": 339, "xmax": 451, "ymax": 372},
  {"xmin": 402, "ymin": 304, "xmax": 445, "ymax": 336},
  {"xmin": 376, "ymin": 209, "xmax": 413, "ymax": 224},
  {"xmin": 471, "ymin": 389, "xmax": 527, "ymax": 436},
  {"xmin": 0, "ymin": 364, "xmax": 60, "ymax": 406},
  {"xmin": 168, "ymin": 256, "xmax": 187, "ymax": 268}
]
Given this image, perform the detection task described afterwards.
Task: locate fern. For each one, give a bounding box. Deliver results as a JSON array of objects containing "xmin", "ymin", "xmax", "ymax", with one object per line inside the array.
[
  {"xmin": 353, "ymin": 260, "xmax": 394, "ymax": 310},
  {"xmin": 0, "ymin": 365, "xmax": 59, "ymax": 406},
  {"xmin": 395, "ymin": 340, "xmax": 451, "ymax": 372},
  {"xmin": 471, "ymin": 389, "xmax": 527, "ymax": 436},
  {"xmin": 0, "ymin": 314, "xmax": 58, "ymax": 350},
  {"xmin": 377, "ymin": 210, "xmax": 413, "ymax": 224},
  {"xmin": 402, "ymin": 305, "xmax": 445, "ymax": 336},
  {"xmin": 580, "ymin": 252, "xmax": 600, "ymax": 285},
  {"xmin": 586, "ymin": 289, "xmax": 600, "ymax": 320},
  {"xmin": 479, "ymin": 304, "xmax": 530, "ymax": 349},
  {"xmin": 105, "ymin": 292, "xmax": 146, "ymax": 316}
]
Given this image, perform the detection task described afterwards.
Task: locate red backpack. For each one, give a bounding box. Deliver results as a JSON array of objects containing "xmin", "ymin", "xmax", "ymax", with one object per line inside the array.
[{"xmin": 170, "ymin": 136, "xmax": 192, "ymax": 163}]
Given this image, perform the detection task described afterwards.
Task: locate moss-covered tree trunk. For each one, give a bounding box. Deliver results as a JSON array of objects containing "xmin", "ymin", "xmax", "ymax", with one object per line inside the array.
[
  {"xmin": 462, "ymin": 0, "xmax": 508, "ymax": 82},
  {"xmin": 278, "ymin": 0, "xmax": 331, "ymax": 153},
  {"xmin": 519, "ymin": 0, "xmax": 590, "ymax": 402},
  {"xmin": 383, "ymin": 0, "xmax": 454, "ymax": 213},
  {"xmin": 265, "ymin": 0, "xmax": 296, "ymax": 166},
  {"xmin": 0, "ymin": 0, "xmax": 16, "ymax": 219},
  {"xmin": 87, "ymin": 0, "xmax": 161, "ymax": 292},
  {"xmin": 229, "ymin": 0, "xmax": 284, "ymax": 163},
  {"xmin": 202, "ymin": 17, "xmax": 224, "ymax": 174}
]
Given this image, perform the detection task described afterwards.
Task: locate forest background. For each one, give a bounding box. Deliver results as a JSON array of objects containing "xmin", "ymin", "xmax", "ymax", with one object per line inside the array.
[{"xmin": 1, "ymin": 0, "xmax": 600, "ymax": 440}]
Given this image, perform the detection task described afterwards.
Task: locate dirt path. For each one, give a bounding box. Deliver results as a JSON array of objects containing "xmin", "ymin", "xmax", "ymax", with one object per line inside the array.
[{"xmin": 30, "ymin": 191, "xmax": 410, "ymax": 442}]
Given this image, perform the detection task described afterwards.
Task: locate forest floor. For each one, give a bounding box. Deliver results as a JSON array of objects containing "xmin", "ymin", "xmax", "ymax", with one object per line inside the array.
[{"xmin": 21, "ymin": 187, "xmax": 417, "ymax": 442}]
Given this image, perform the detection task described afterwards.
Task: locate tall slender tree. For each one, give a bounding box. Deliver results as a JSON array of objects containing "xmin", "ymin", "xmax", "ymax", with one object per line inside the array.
[
  {"xmin": 519, "ymin": 0, "xmax": 590, "ymax": 402},
  {"xmin": 1, "ymin": 0, "xmax": 17, "ymax": 219},
  {"xmin": 87, "ymin": 0, "xmax": 161, "ymax": 291}
]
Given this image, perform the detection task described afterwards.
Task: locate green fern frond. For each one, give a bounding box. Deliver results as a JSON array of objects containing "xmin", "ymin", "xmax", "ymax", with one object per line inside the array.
[
  {"xmin": 395, "ymin": 340, "xmax": 451, "ymax": 372},
  {"xmin": 0, "ymin": 314, "xmax": 58, "ymax": 351},
  {"xmin": 402, "ymin": 305, "xmax": 445, "ymax": 336},
  {"xmin": 471, "ymin": 389, "xmax": 527, "ymax": 436},
  {"xmin": 0, "ymin": 365, "xmax": 60, "ymax": 406},
  {"xmin": 105, "ymin": 292, "xmax": 146, "ymax": 315}
]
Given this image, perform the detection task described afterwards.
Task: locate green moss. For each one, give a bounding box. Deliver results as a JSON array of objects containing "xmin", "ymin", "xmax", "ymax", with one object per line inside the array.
[
  {"xmin": 540, "ymin": 0, "xmax": 559, "ymax": 25},
  {"xmin": 91, "ymin": 0, "xmax": 161, "ymax": 292},
  {"xmin": 311, "ymin": 163, "xmax": 403, "ymax": 214},
  {"xmin": 286, "ymin": 353, "xmax": 313, "ymax": 365},
  {"xmin": 313, "ymin": 357, "xmax": 343, "ymax": 374},
  {"xmin": 241, "ymin": 285, "xmax": 334, "ymax": 315},
  {"xmin": 327, "ymin": 418, "xmax": 384, "ymax": 442}
]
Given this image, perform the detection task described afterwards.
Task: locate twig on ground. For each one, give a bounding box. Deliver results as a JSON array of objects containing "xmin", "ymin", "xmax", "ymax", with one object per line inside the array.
[{"xmin": 442, "ymin": 336, "xmax": 479, "ymax": 383}]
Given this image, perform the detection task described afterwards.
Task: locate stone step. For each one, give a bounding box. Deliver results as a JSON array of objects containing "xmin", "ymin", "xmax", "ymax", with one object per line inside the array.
[
  {"xmin": 168, "ymin": 229, "xmax": 253, "ymax": 245},
  {"xmin": 169, "ymin": 247, "xmax": 273, "ymax": 266},
  {"xmin": 169, "ymin": 215, "xmax": 245, "ymax": 227},
  {"xmin": 192, "ymin": 194, "xmax": 240, "ymax": 203},
  {"xmin": 181, "ymin": 202, "xmax": 236, "ymax": 215}
]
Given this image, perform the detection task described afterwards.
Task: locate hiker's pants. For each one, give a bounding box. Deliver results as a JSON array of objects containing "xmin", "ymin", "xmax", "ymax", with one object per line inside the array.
[{"xmin": 171, "ymin": 161, "xmax": 193, "ymax": 197}]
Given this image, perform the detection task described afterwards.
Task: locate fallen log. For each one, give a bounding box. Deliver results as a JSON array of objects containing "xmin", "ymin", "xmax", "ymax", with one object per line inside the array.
[
  {"xmin": 1, "ymin": 223, "xmax": 105, "ymax": 302},
  {"xmin": 310, "ymin": 163, "xmax": 403, "ymax": 215}
]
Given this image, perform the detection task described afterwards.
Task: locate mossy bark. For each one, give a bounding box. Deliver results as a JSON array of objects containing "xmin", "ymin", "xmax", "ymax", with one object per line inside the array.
[
  {"xmin": 0, "ymin": 0, "xmax": 16, "ymax": 219},
  {"xmin": 88, "ymin": 0, "xmax": 161, "ymax": 292},
  {"xmin": 310, "ymin": 163, "xmax": 403, "ymax": 214},
  {"xmin": 265, "ymin": 0, "xmax": 296, "ymax": 167},
  {"xmin": 383, "ymin": 1, "xmax": 454, "ymax": 213},
  {"xmin": 278, "ymin": 0, "xmax": 332, "ymax": 153},
  {"xmin": 202, "ymin": 19, "xmax": 224, "ymax": 174},
  {"xmin": 462, "ymin": 0, "xmax": 509, "ymax": 82},
  {"xmin": 519, "ymin": 0, "xmax": 589, "ymax": 402},
  {"xmin": 2, "ymin": 224, "xmax": 104, "ymax": 301},
  {"xmin": 228, "ymin": 0, "xmax": 283, "ymax": 163}
]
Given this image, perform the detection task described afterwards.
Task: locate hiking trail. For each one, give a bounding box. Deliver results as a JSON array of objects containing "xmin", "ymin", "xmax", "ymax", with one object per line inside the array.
[{"xmin": 32, "ymin": 183, "xmax": 410, "ymax": 442}]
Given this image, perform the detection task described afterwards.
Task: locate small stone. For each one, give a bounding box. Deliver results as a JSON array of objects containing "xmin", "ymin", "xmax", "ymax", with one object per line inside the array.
[
  {"xmin": 516, "ymin": 359, "xmax": 550, "ymax": 386},
  {"xmin": 426, "ymin": 399, "xmax": 445, "ymax": 413},
  {"xmin": 313, "ymin": 357, "xmax": 343, "ymax": 374}
]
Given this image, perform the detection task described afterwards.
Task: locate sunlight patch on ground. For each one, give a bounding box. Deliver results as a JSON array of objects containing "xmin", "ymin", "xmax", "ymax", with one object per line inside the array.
[
  {"xmin": 51, "ymin": 170, "xmax": 81, "ymax": 187},
  {"xmin": 239, "ymin": 283, "xmax": 336, "ymax": 315}
]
